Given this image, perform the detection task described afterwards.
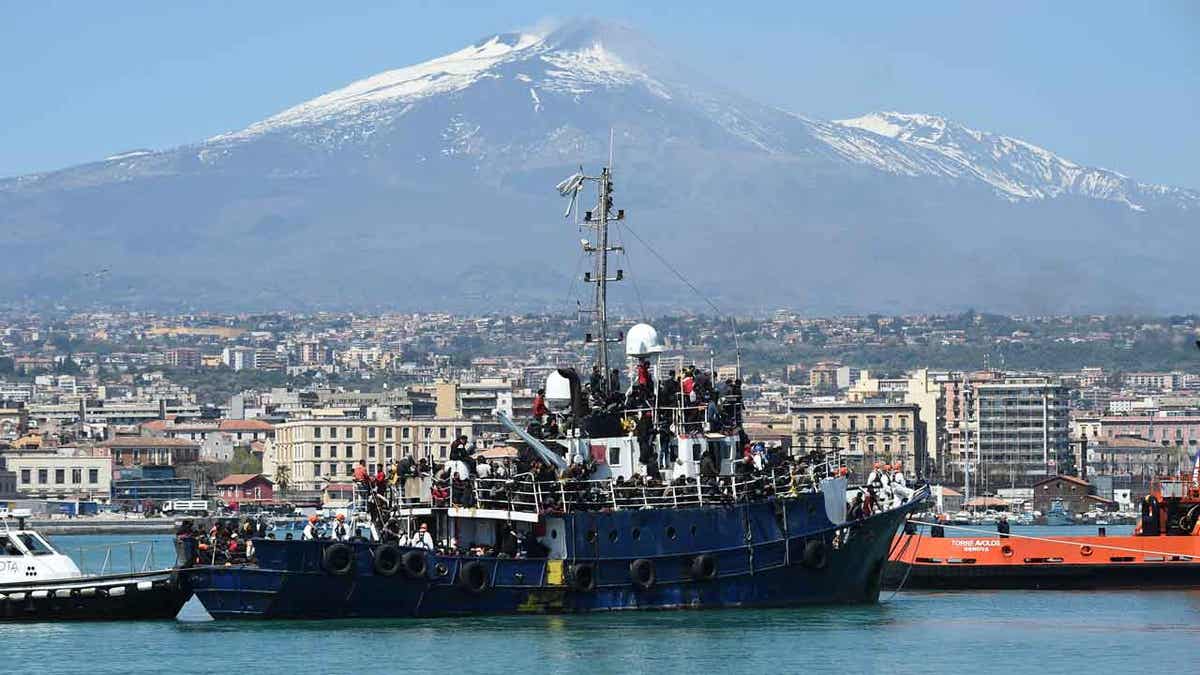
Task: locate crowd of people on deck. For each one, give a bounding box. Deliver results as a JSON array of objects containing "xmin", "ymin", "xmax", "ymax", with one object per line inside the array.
[
  {"xmin": 175, "ymin": 517, "xmax": 267, "ymax": 565},
  {"xmin": 847, "ymin": 461, "xmax": 914, "ymax": 520},
  {"xmin": 528, "ymin": 362, "xmax": 745, "ymax": 441}
]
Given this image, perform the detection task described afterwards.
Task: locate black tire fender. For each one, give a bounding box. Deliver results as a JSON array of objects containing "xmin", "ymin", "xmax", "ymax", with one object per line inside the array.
[
  {"xmin": 373, "ymin": 544, "xmax": 402, "ymax": 576},
  {"xmin": 323, "ymin": 543, "xmax": 354, "ymax": 576},
  {"xmin": 458, "ymin": 560, "xmax": 489, "ymax": 594},
  {"xmin": 629, "ymin": 558, "xmax": 655, "ymax": 589},
  {"xmin": 401, "ymin": 550, "xmax": 428, "ymax": 579},
  {"xmin": 690, "ymin": 554, "xmax": 718, "ymax": 581},
  {"xmin": 802, "ymin": 539, "xmax": 828, "ymax": 570},
  {"xmin": 570, "ymin": 563, "xmax": 596, "ymax": 592}
]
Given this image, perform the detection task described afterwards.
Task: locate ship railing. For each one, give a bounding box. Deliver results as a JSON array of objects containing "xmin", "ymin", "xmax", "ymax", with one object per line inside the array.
[
  {"xmin": 71, "ymin": 540, "xmax": 164, "ymax": 576},
  {"xmin": 618, "ymin": 399, "xmax": 741, "ymax": 434},
  {"xmin": 415, "ymin": 469, "xmax": 826, "ymax": 516}
]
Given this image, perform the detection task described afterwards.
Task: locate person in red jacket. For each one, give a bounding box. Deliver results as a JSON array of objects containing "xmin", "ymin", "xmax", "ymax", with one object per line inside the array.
[{"xmin": 532, "ymin": 388, "xmax": 549, "ymax": 420}]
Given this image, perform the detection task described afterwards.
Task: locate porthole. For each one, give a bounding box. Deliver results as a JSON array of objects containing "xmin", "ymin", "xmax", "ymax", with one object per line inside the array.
[
  {"xmin": 666, "ymin": 526, "xmax": 677, "ymax": 540},
  {"xmin": 586, "ymin": 529, "xmax": 598, "ymax": 543},
  {"xmin": 435, "ymin": 563, "xmax": 448, "ymax": 577},
  {"xmin": 550, "ymin": 529, "xmax": 558, "ymax": 539},
  {"xmin": 632, "ymin": 528, "xmax": 641, "ymax": 541},
  {"xmin": 608, "ymin": 530, "xmax": 619, "ymax": 543},
  {"xmin": 689, "ymin": 525, "xmax": 697, "ymax": 537}
]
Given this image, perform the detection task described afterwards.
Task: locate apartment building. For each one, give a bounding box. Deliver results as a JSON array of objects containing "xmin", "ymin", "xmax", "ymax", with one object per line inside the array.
[
  {"xmin": 268, "ymin": 418, "xmax": 482, "ymax": 491},
  {"xmin": 2, "ymin": 448, "xmax": 112, "ymax": 500},
  {"xmin": 975, "ymin": 378, "xmax": 1071, "ymax": 487},
  {"xmin": 790, "ymin": 401, "xmax": 926, "ymax": 476}
]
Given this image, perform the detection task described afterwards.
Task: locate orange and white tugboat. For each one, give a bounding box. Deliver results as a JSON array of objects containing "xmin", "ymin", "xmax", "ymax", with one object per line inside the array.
[{"xmin": 885, "ymin": 471, "xmax": 1200, "ymax": 590}]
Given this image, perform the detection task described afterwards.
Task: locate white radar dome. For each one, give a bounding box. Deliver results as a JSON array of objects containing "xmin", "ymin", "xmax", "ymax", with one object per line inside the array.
[
  {"xmin": 544, "ymin": 371, "xmax": 573, "ymax": 410},
  {"xmin": 625, "ymin": 323, "xmax": 665, "ymax": 357}
]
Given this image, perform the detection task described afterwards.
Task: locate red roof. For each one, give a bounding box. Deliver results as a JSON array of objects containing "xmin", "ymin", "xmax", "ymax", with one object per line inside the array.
[
  {"xmin": 215, "ymin": 473, "xmax": 273, "ymax": 487},
  {"xmin": 322, "ymin": 483, "xmax": 354, "ymax": 492},
  {"xmin": 219, "ymin": 419, "xmax": 274, "ymax": 432}
]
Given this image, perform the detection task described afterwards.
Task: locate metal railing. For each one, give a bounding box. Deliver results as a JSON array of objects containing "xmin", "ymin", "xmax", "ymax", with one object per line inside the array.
[
  {"xmin": 71, "ymin": 540, "xmax": 163, "ymax": 576},
  {"xmin": 401, "ymin": 464, "xmax": 840, "ymax": 516}
]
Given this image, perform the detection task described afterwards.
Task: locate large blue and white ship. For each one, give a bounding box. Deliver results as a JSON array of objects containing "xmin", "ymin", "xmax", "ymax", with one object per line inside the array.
[{"xmin": 183, "ymin": 161, "xmax": 928, "ymax": 619}]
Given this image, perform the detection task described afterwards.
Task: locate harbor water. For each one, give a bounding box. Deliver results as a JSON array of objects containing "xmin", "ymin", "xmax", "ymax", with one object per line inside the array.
[{"xmin": 3, "ymin": 531, "xmax": 1198, "ymax": 674}]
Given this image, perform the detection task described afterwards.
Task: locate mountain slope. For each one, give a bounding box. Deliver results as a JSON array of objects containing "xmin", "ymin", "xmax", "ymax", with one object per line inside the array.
[{"xmin": 0, "ymin": 19, "xmax": 1195, "ymax": 313}]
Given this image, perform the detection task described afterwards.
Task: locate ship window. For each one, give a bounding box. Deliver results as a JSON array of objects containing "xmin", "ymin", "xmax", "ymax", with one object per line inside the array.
[
  {"xmin": 18, "ymin": 534, "xmax": 53, "ymax": 556},
  {"xmin": 690, "ymin": 525, "xmax": 697, "ymax": 537},
  {"xmin": 632, "ymin": 528, "xmax": 641, "ymax": 541},
  {"xmin": 608, "ymin": 530, "xmax": 619, "ymax": 543},
  {"xmin": 0, "ymin": 536, "xmax": 21, "ymax": 556},
  {"xmin": 550, "ymin": 529, "xmax": 558, "ymax": 540},
  {"xmin": 586, "ymin": 529, "xmax": 598, "ymax": 543},
  {"xmin": 609, "ymin": 447, "xmax": 621, "ymax": 465},
  {"xmin": 666, "ymin": 526, "xmax": 677, "ymax": 540}
]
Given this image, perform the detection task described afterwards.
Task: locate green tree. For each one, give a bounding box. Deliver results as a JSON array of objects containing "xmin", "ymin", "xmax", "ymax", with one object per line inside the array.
[
  {"xmin": 273, "ymin": 464, "xmax": 291, "ymax": 497},
  {"xmin": 228, "ymin": 446, "xmax": 262, "ymax": 475}
]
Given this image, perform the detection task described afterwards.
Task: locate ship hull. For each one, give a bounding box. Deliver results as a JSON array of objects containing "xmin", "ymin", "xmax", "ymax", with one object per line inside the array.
[
  {"xmin": 884, "ymin": 559, "xmax": 1200, "ymax": 590},
  {"xmin": 187, "ymin": 494, "xmax": 922, "ymax": 619},
  {"xmin": 0, "ymin": 570, "xmax": 189, "ymax": 622},
  {"xmin": 885, "ymin": 530, "xmax": 1200, "ymax": 590}
]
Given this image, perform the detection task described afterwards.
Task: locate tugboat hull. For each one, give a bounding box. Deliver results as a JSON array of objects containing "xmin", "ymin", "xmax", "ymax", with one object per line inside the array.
[
  {"xmin": 188, "ymin": 494, "xmax": 921, "ymax": 619},
  {"xmin": 884, "ymin": 559, "xmax": 1200, "ymax": 590},
  {"xmin": 0, "ymin": 570, "xmax": 189, "ymax": 622}
]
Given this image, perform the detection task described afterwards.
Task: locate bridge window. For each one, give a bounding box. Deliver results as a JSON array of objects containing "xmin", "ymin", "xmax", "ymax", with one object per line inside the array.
[
  {"xmin": 0, "ymin": 536, "xmax": 20, "ymax": 556},
  {"xmin": 18, "ymin": 534, "xmax": 52, "ymax": 556},
  {"xmin": 609, "ymin": 447, "xmax": 621, "ymax": 465}
]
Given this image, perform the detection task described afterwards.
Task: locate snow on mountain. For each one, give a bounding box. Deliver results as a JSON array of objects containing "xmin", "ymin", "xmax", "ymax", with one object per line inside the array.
[
  {"xmin": 817, "ymin": 111, "xmax": 1194, "ymax": 210},
  {"xmin": 2, "ymin": 19, "xmax": 1197, "ymax": 313},
  {"xmin": 200, "ymin": 22, "xmax": 1194, "ymax": 212}
]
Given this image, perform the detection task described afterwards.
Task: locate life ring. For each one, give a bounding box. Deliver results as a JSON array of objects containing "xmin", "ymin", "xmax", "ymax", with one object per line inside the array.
[
  {"xmin": 401, "ymin": 550, "xmax": 428, "ymax": 579},
  {"xmin": 629, "ymin": 558, "xmax": 656, "ymax": 589},
  {"xmin": 1080, "ymin": 545, "xmax": 1093, "ymax": 557},
  {"xmin": 373, "ymin": 544, "xmax": 402, "ymax": 576},
  {"xmin": 571, "ymin": 563, "xmax": 596, "ymax": 592},
  {"xmin": 322, "ymin": 543, "xmax": 354, "ymax": 576},
  {"xmin": 1001, "ymin": 545, "xmax": 1014, "ymax": 558},
  {"xmin": 690, "ymin": 554, "xmax": 718, "ymax": 581},
  {"xmin": 802, "ymin": 539, "xmax": 828, "ymax": 570},
  {"xmin": 458, "ymin": 560, "xmax": 489, "ymax": 594}
]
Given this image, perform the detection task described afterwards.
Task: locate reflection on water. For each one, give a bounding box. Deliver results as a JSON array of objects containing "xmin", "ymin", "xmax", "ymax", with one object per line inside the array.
[{"xmin": 4, "ymin": 532, "xmax": 1196, "ymax": 674}]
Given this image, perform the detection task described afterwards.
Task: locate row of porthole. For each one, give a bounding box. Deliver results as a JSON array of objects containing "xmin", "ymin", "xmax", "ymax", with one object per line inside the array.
[{"xmin": 579, "ymin": 524, "xmax": 700, "ymax": 544}]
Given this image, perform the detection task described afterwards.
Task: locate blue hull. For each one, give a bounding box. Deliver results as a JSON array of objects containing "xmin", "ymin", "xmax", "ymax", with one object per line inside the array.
[{"xmin": 186, "ymin": 493, "xmax": 923, "ymax": 619}]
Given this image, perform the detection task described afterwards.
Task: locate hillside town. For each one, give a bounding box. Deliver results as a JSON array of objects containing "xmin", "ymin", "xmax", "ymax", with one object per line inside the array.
[{"xmin": 2, "ymin": 309, "xmax": 1199, "ymax": 519}]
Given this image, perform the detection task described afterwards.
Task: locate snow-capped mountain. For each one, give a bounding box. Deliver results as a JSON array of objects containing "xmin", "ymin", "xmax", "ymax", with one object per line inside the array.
[{"xmin": 1, "ymin": 19, "xmax": 1195, "ymax": 312}]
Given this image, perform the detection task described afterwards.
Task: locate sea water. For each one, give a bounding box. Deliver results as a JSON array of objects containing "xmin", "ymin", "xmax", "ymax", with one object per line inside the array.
[{"xmin": 2, "ymin": 530, "xmax": 1197, "ymax": 674}]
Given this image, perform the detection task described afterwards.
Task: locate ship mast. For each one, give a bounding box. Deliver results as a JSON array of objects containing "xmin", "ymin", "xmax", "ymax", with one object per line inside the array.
[{"xmin": 557, "ymin": 162, "xmax": 625, "ymax": 395}]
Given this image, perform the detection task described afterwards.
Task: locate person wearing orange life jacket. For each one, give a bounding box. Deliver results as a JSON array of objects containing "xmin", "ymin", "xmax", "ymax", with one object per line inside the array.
[
  {"xmin": 330, "ymin": 513, "xmax": 350, "ymax": 541},
  {"xmin": 302, "ymin": 514, "xmax": 320, "ymax": 540}
]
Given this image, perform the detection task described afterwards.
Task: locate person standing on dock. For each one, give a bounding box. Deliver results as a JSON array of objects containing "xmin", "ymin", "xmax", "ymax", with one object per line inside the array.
[{"xmin": 997, "ymin": 515, "xmax": 1011, "ymax": 538}]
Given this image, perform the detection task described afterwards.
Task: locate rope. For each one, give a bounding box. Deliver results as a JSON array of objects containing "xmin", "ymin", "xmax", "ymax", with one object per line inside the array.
[
  {"xmin": 906, "ymin": 520, "xmax": 1197, "ymax": 560},
  {"xmin": 622, "ymin": 223, "xmax": 724, "ymax": 317},
  {"xmin": 882, "ymin": 525, "xmax": 921, "ymax": 603},
  {"xmin": 615, "ymin": 221, "xmax": 648, "ymax": 321}
]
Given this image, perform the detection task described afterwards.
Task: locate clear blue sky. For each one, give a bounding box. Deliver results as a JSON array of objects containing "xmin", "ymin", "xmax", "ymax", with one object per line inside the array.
[{"xmin": 1, "ymin": 1, "xmax": 1197, "ymax": 187}]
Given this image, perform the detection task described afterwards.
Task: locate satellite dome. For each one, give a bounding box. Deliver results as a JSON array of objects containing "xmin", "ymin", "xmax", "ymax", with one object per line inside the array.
[
  {"xmin": 544, "ymin": 371, "xmax": 573, "ymax": 410},
  {"xmin": 625, "ymin": 323, "xmax": 664, "ymax": 357}
]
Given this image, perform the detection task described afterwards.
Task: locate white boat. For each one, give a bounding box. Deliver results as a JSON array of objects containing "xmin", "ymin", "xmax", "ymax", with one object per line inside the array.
[{"xmin": 0, "ymin": 510, "xmax": 188, "ymax": 621}]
